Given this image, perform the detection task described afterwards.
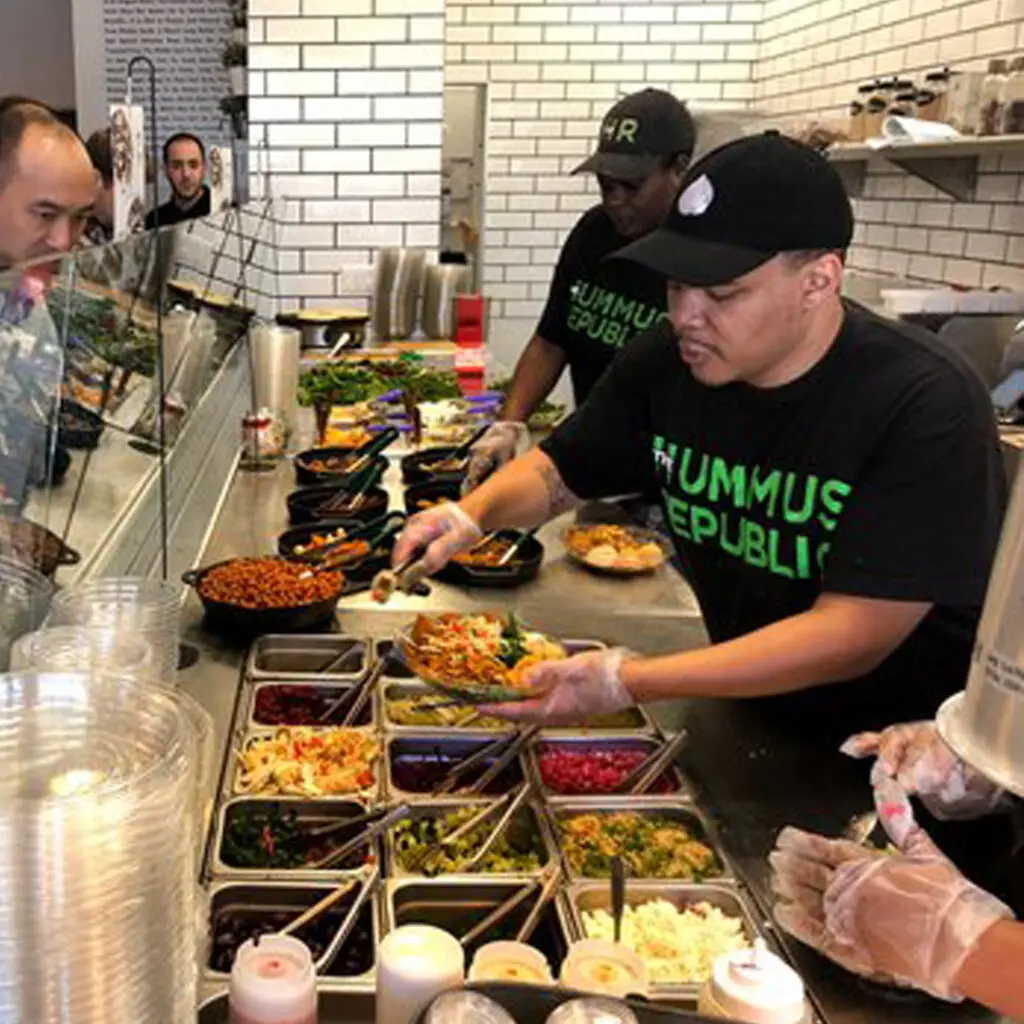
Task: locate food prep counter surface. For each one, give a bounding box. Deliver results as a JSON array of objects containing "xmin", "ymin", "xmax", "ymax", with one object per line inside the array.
[{"xmin": 180, "ymin": 454, "xmax": 1007, "ymax": 1024}]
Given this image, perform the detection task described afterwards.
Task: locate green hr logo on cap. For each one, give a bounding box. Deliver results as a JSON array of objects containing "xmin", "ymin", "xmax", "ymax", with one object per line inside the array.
[{"xmin": 601, "ymin": 117, "xmax": 639, "ymax": 145}]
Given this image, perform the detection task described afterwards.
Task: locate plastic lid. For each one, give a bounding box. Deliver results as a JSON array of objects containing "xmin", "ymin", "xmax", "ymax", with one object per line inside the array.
[
  {"xmin": 229, "ymin": 934, "xmax": 317, "ymax": 1024},
  {"xmin": 545, "ymin": 998, "xmax": 640, "ymax": 1024},
  {"xmin": 560, "ymin": 939, "xmax": 649, "ymax": 1001},
  {"xmin": 469, "ymin": 941, "xmax": 554, "ymax": 985},
  {"xmin": 708, "ymin": 941, "xmax": 805, "ymax": 1024},
  {"xmin": 424, "ymin": 990, "xmax": 517, "ymax": 1024}
]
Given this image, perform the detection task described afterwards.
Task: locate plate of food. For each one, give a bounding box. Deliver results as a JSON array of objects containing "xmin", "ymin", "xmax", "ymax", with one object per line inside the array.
[
  {"xmin": 396, "ymin": 611, "xmax": 567, "ymax": 703},
  {"xmin": 563, "ymin": 524, "xmax": 670, "ymax": 576}
]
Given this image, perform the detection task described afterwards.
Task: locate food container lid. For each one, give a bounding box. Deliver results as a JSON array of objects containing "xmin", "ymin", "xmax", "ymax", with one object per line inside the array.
[
  {"xmin": 560, "ymin": 939, "xmax": 650, "ymax": 1001},
  {"xmin": 707, "ymin": 940, "xmax": 805, "ymax": 1024},
  {"xmin": 424, "ymin": 990, "xmax": 517, "ymax": 1024},
  {"xmin": 229, "ymin": 934, "xmax": 317, "ymax": 1023},
  {"xmin": 925, "ymin": 67, "xmax": 951, "ymax": 82},
  {"xmin": 545, "ymin": 997, "xmax": 640, "ymax": 1024},
  {"xmin": 857, "ymin": 82, "xmax": 877, "ymax": 94},
  {"xmin": 469, "ymin": 941, "xmax": 554, "ymax": 985}
]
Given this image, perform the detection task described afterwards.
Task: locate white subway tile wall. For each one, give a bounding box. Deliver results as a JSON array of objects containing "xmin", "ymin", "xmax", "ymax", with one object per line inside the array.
[
  {"xmin": 249, "ymin": 0, "xmax": 444, "ymax": 308},
  {"xmin": 756, "ymin": 0, "xmax": 1024, "ymax": 290},
  {"xmin": 447, "ymin": 0, "xmax": 758, "ymax": 326}
]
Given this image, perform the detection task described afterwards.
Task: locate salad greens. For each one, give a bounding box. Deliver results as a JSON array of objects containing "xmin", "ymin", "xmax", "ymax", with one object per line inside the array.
[
  {"xmin": 298, "ymin": 357, "xmax": 461, "ymax": 408},
  {"xmin": 499, "ymin": 613, "xmax": 529, "ymax": 668}
]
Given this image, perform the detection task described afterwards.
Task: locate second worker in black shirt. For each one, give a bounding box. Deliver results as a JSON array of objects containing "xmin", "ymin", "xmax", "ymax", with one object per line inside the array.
[
  {"xmin": 466, "ymin": 88, "xmax": 695, "ymax": 489},
  {"xmin": 395, "ymin": 133, "xmax": 1008, "ymax": 745}
]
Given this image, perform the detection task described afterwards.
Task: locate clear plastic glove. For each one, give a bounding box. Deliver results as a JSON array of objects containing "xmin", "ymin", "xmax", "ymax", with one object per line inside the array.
[
  {"xmin": 770, "ymin": 772, "xmax": 1013, "ymax": 1001},
  {"xmin": 391, "ymin": 501, "xmax": 482, "ymax": 574},
  {"xmin": 479, "ymin": 647, "xmax": 635, "ymax": 725},
  {"xmin": 464, "ymin": 421, "xmax": 529, "ymax": 492},
  {"xmin": 841, "ymin": 721, "xmax": 1004, "ymax": 821}
]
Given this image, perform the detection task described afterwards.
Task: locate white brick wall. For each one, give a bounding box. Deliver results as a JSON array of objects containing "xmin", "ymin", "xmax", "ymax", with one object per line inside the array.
[
  {"xmin": 447, "ymin": 0, "xmax": 758, "ymax": 335},
  {"xmin": 249, "ymin": 0, "xmax": 444, "ymax": 310},
  {"xmin": 756, "ymin": 0, "xmax": 1024, "ymax": 291}
]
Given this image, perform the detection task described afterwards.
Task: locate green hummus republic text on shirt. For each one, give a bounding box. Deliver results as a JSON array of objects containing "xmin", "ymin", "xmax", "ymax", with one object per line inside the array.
[{"xmin": 538, "ymin": 205, "xmax": 668, "ymax": 405}]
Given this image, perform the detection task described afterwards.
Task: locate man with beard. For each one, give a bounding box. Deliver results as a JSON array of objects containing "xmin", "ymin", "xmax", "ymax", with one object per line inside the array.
[
  {"xmin": 0, "ymin": 98, "xmax": 95, "ymax": 271},
  {"xmin": 144, "ymin": 132, "xmax": 211, "ymax": 229},
  {"xmin": 466, "ymin": 89, "xmax": 695, "ymax": 489}
]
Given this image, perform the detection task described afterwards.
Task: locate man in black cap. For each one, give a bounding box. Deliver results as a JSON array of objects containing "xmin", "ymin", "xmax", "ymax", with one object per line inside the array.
[
  {"xmin": 396, "ymin": 133, "xmax": 1006, "ymax": 742},
  {"xmin": 466, "ymin": 88, "xmax": 695, "ymax": 489}
]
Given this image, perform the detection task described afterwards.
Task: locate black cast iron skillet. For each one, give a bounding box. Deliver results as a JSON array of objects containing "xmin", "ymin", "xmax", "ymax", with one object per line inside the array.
[
  {"xmin": 403, "ymin": 478, "xmax": 462, "ymax": 515},
  {"xmin": 293, "ymin": 448, "xmax": 388, "ymax": 488},
  {"xmin": 57, "ymin": 401, "xmax": 104, "ymax": 450},
  {"xmin": 182, "ymin": 557, "xmax": 349, "ymax": 634},
  {"xmin": 286, "ymin": 484, "xmax": 389, "ymax": 527},
  {"xmin": 435, "ymin": 528, "xmax": 544, "ymax": 589},
  {"xmin": 277, "ymin": 517, "xmax": 363, "ymax": 562}
]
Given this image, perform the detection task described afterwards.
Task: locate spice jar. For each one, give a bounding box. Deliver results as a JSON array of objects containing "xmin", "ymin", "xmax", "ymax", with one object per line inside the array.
[
  {"xmin": 1001, "ymin": 56, "xmax": 1024, "ymax": 135},
  {"xmin": 919, "ymin": 67, "xmax": 951, "ymax": 122},
  {"xmin": 979, "ymin": 58, "xmax": 1009, "ymax": 135},
  {"xmin": 848, "ymin": 84, "xmax": 874, "ymax": 141},
  {"xmin": 889, "ymin": 89, "xmax": 918, "ymax": 117},
  {"xmin": 863, "ymin": 80, "xmax": 888, "ymax": 138}
]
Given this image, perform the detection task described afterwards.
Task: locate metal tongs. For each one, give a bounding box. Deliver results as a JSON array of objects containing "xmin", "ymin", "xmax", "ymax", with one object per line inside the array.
[
  {"xmin": 432, "ymin": 725, "xmax": 540, "ymax": 796},
  {"xmin": 306, "ymin": 804, "xmax": 410, "ymax": 871},
  {"xmin": 441, "ymin": 782, "xmax": 533, "ymax": 871},
  {"xmin": 458, "ymin": 865, "xmax": 562, "ymax": 949},
  {"xmin": 615, "ymin": 731, "xmax": 688, "ymax": 795},
  {"xmin": 316, "ymin": 648, "xmax": 394, "ymax": 725}
]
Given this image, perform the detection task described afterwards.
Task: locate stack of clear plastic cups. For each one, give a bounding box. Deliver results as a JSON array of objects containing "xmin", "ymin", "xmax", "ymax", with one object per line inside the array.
[
  {"xmin": 0, "ymin": 671, "xmax": 201, "ymax": 1023},
  {"xmin": 0, "ymin": 554, "xmax": 54, "ymax": 671},
  {"xmin": 10, "ymin": 625, "xmax": 154, "ymax": 675},
  {"xmin": 47, "ymin": 578, "xmax": 182, "ymax": 685}
]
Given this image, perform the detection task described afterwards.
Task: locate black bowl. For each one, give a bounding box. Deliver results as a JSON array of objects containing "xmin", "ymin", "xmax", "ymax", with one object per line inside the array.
[
  {"xmin": 277, "ymin": 518, "xmax": 363, "ymax": 562},
  {"xmin": 400, "ymin": 446, "xmax": 466, "ymax": 487},
  {"xmin": 403, "ymin": 478, "xmax": 462, "ymax": 516},
  {"xmin": 57, "ymin": 401, "xmax": 104, "ymax": 450},
  {"xmin": 286, "ymin": 485, "xmax": 389, "ymax": 527},
  {"xmin": 436, "ymin": 529, "xmax": 544, "ymax": 589},
  {"xmin": 293, "ymin": 447, "xmax": 388, "ymax": 487},
  {"xmin": 182, "ymin": 557, "xmax": 347, "ymax": 634}
]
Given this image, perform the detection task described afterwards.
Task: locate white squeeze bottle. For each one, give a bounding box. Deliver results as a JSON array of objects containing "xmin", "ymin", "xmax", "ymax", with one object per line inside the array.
[
  {"xmin": 229, "ymin": 935, "xmax": 318, "ymax": 1024},
  {"xmin": 698, "ymin": 940, "xmax": 808, "ymax": 1024}
]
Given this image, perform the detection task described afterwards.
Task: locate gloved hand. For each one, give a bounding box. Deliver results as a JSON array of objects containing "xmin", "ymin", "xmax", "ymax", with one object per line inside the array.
[
  {"xmin": 391, "ymin": 502, "xmax": 483, "ymax": 574},
  {"xmin": 770, "ymin": 769, "xmax": 1013, "ymax": 1001},
  {"xmin": 480, "ymin": 647, "xmax": 635, "ymax": 725},
  {"xmin": 841, "ymin": 721, "xmax": 1004, "ymax": 821},
  {"xmin": 465, "ymin": 421, "xmax": 529, "ymax": 492}
]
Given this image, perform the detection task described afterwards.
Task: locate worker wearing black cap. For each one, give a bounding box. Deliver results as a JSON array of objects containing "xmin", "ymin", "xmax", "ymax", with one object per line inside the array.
[
  {"xmin": 397, "ymin": 133, "xmax": 1006, "ymax": 742},
  {"xmin": 466, "ymin": 88, "xmax": 696, "ymax": 490}
]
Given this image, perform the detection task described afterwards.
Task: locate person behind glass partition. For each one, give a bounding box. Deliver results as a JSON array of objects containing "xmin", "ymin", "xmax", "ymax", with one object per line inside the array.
[
  {"xmin": 83, "ymin": 129, "xmax": 114, "ymax": 246},
  {"xmin": 0, "ymin": 97, "xmax": 95, "ymax": 271},
  {"xmin": 144, "ymin": 132, "xmax": 211, "ymax": 230}
]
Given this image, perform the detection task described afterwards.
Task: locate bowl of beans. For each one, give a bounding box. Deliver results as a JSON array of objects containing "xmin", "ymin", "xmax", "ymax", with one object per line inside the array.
[{"xmin": 183, "ymin": 556, "xmax": 347, "ymax": 633}]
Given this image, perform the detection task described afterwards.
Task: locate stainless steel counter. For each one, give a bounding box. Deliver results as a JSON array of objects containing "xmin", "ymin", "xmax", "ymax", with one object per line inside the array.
[{"xmin": 180, "ymin": 452, "xmax": 1008, "ymax": 1024}]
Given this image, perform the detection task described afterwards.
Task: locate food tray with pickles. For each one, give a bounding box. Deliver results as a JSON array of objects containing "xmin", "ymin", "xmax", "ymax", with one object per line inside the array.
[{"xmin": 385, "ymin": 800, "xmax": 557, "ymax": 878}]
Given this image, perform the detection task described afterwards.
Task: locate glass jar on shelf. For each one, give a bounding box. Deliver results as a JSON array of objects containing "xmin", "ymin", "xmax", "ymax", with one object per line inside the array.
[
  {"xmin": 863, "ymin": 79, "xmax": 889, "ymax": 138},
  {"xmin": 1000, "ymin": 56, "xmax": 1024, "ymax": 135},
  {"xmin": 978, "ymin": 58, "xmax": 1009, "ymax": 135},
  {"xmin": 889, "ymin": 88, "xmax": 919, "ymax": 117},
  {"xmin": 848, "ymin": 83, "xmax": 875, "ymax": 142},
  {"xmin": 918, "ymin": 67, "xmax": 951, "ymax": 122}
]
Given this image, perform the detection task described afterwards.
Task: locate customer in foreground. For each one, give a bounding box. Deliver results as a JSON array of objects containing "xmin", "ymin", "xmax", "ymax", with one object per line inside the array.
[
  {"xmin": 394, "ymin": 133, "xmax": 1006, "ymax": 741},
  {"xmin": 771, "ymin": 720, "xmax": 1021, "ymax": 1017}
]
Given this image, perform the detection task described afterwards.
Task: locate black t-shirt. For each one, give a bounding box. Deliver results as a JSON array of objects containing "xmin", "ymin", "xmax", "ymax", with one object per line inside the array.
[
  {"xmin": 536, "ymin": 204, "xmax": 668, "ymax": 406},
  {"xmin": 144, "ymin": 186, "xmax": 212, "ymax": 230},
  {"xmin": 542, "ymin": 303, "xmax": 1007, "ymax": 740}
]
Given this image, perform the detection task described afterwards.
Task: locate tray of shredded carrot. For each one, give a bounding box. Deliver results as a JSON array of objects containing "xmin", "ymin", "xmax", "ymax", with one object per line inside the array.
[
  {"xmin": 234, "ymin": 727, "xmax": 380, "ymax": 797},
  {"xmin": 396, "ymin": 611, "xmax": 568, "ymax": 703}
]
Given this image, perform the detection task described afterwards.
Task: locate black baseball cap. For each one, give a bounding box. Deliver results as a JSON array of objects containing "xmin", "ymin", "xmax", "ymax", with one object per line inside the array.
[
  {"xmin": 612, "ymin": 132, "xmax": 854, "ymax": 286},
  {"xmin": 571, "ymin": 88, "xmax": 695, "ymax": 181}
]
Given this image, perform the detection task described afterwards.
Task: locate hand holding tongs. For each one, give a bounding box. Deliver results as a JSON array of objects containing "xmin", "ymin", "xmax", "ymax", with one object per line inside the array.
[
  {"xmin": 615, "ymin": 731, "xmax": 688, "ymax": 795},
  {"xmin": 431, "ymin": 725, "xmax": 538, "ymax": 796}
]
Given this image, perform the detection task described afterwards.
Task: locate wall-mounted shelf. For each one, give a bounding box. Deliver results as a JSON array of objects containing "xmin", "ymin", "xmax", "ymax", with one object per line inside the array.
[{"xmin": 828, "ymin": 134, "xmax": 1024, "ymax": 201}]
